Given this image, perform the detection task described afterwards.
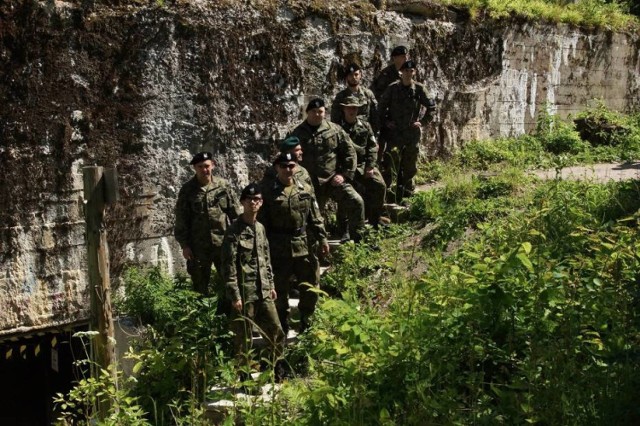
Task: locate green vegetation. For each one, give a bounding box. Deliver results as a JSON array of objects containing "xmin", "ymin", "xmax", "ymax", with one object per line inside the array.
[
  {"xmin": 441, "ymin": 0, "xmax": 638, "ymax": 29},
  {"xmin": 54, "ymin": 105, "xmax": 640, "ymax": 424}
]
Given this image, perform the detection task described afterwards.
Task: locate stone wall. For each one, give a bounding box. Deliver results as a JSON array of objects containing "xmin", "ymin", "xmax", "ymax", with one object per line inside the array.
[{"xmin": 0, "ymin": 0, "xmax": 638, "ymax": 335}]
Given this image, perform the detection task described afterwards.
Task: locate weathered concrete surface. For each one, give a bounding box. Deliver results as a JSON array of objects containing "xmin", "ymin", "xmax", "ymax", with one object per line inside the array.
[
  {"xmin": 532, "ymin": 162, "xmax": 640, "ymax": 182},
  {"xmin": 0, "ymin": 0, "xmax": 638, "ymax": 335}
]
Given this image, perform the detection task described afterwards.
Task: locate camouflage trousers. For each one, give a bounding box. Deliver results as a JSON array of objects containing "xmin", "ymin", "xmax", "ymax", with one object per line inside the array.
[
  {"xmin": 187, "ymin": 248, "xmax": 230, "ymax": 314},
  {"xmin": 230, "ymin": 298, "xmax": 285, "ymax": 367},
  {"xmin": 338, "ymin": 168, "xmax": 387, "ymax": 225},
  {"xmin": 272, "ymin": 255, "xmax": 320, "ymax": 333},
  {"xmin": 316, "ymin": 181, "xmax": 365, "ymax": 235},
  {"xmin": 382, "ymin": 126, "xmax": 421, "ymax": 195}
]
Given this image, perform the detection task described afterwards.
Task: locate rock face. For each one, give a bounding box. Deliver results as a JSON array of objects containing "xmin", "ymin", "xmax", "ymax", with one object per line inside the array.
[{"xmin": 1, "ymin": 0, "xmax": 638, "ymax": 335}]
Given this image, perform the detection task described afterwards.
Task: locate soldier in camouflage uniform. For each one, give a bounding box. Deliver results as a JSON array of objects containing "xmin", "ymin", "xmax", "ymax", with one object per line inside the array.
[
  {"xmin": 371, "ymin": 46, "xmax": 410, "ymax": 166},
  {"xmin": 259, "ymin": 152, "xmax": 330, "ymax": 334},
  {"xmin": 330, "ymin": 63, "xmax": 378, "ymax": 132},
  {"xmin": 262, "ymin": 136, "xmax": 314, "ymax": 190},
  {"xmin": 371, "ymin": 45, "xmax": 408, "ymax": 101},
  {"xmin": 174, "ymin": 152, "xmax": 241, "ymax": 297},
  {"xmin": 290, "ymin": 98, "xmax": 366, "ymax": 242},
  {"xmin": 338, "ymin": 94, "xmax": 387, "ymax": 228},
  {"xmin": 221, "ymin": 183, "xmax": 285, "ymax": 378},
  {"xmin": 378, "ymin": 60, "xmax": 436, "ymax": 198}
]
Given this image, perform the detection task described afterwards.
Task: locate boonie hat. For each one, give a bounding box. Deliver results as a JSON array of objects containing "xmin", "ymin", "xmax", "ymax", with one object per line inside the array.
[{"xmin": 340, "ymin": 94, "xmax": 364, "ymax": 108}]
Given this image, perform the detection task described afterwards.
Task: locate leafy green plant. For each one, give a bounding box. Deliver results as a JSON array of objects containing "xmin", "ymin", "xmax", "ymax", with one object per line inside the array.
[{"xmin": 53, "ymin": 332, "xmax": 149, "ymax": 426}]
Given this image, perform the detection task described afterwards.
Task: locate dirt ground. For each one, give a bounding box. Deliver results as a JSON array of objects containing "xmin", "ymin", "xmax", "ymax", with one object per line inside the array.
[{"xmin": 531, "ymin": 161, "xmax": 640, "ymax": 182}]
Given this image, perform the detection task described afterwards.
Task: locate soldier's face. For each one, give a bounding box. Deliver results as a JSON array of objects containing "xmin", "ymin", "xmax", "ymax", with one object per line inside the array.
[
  {"xmin": 241, "ymin": 195, "xmax": 263, "ymax": 214},
  {"xmin": 276, "ymin": 162, "xmax": 296, "ymax": 182},
  {"xmin": 194, "ymin": 159, "xmax": 213, "ymax": 181},
  {"xmin": 289, "ymin": 145, "xmax": 303, "ymax": 162},
  {"xmin": 306, "ymin": 107, "xmax": 325, "ymax": 126},
  {"xmin": 343, "ymin": 105, "xmax": 358, "ymax": 123},
  {"xmin": 401, "ymin": 68, "xmax": 415, "ymax": 82},
  {"xmin": 346, "ymin": 70, "xmax": 361, "ymax": 87},
  {"xmin": 393, "ymin": 54, "xmax": 408, "ymax": 68}
]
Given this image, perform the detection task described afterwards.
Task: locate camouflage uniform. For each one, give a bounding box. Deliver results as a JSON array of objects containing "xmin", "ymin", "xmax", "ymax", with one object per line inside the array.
[
  {"xmin": 258, "ymin": 175, "xmax": 328, "ymax": 334},
  {"xmin": 174, "ymin": 176, "xmax": 241, "ymax": 295},
  {"xmin": 339, "ymin": 117, "xmax": 387, "ymax": 224},
  {"xmin": 371, "ymin": 63, "xmax": 400, "ymax": 101},
  {"xmin": 221, "ymin": 218, "xmax": 285, "ymax": 366},
  {"xmin": 330, "ymin": 86, "xmax": 379, "ymax": 132},
  {"xmin": 378, "ymin": 80, "xmax": 436, "ymax": 195},
  {"xmin": 262, "ymin": 163, "xmax": 314, "ymax": 191},
  {"xmin": 290, "ymin": 119, "xmax": 365, "ymax": 238}
]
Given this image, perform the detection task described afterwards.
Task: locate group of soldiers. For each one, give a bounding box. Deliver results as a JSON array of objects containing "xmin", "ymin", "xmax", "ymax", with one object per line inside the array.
[{"xmin": 173, "ymin": 46, "xmax": 437, "ymax": 380}]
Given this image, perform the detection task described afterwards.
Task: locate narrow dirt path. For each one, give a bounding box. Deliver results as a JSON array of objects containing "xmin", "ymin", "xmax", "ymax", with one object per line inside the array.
[{"xmin": 531, "ymin": 162, "xmax": 640, "ymax": 182}]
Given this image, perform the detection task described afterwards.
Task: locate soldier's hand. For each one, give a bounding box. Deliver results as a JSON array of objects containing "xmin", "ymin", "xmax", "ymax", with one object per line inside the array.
[
  {"xmin": 411, "ymin": 121, "xmax": 422, "ymax": 129},
  {"xmin": 270, "ymin": 289, "xmax": 277, "ymax": 300},
  {"xmin": 321, "ymin": 242, "xmax": 330, "ymax": 256},
  {"xmin": 233, "ymin": 299, "xmax": 243, "ymax": 312},
  {"xmin": 331, "ymin": 174, "xmax": 345, "ymax": 186},
  {"xmin": 182, "ymin": 246, "xmax": 193, "ymax": 260}
]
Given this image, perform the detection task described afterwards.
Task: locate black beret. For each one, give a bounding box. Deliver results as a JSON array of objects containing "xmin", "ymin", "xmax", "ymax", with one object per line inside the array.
[
  {"xmin": 400, "ymin": 60, "xmax": 417, "ymax": 70},
  {"xmin": 345, "ymin": 63, "xmax": 361, "ymax": 75},
  {"xmin": 306, "ymin": 98, "xmax": 325, "ymax": 112},
  {"xmin": 240, "ymin": 182, "xmax": 262, "ymax": 200},
  {"xmin": 190, "ymin": 151, "xmax": 213, "ymax": 165},
  {"xmin": 273, "ymin": 152, "xmax": 296, "ymax": 165},
  {"xmin": 391, "ymin": 45, "xmax": 408, "ymax": 57}
]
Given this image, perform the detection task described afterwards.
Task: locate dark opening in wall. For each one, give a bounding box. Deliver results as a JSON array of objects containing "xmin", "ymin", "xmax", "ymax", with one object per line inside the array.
[{"xmin": 0, "ymin": 326, "xmax": 88, "ymax": 425}]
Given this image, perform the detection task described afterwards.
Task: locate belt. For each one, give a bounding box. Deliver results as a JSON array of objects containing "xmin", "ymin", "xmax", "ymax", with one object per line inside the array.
[{"xmin": 269, "ymin": 225, "xmax": 307, "ymax": 237}]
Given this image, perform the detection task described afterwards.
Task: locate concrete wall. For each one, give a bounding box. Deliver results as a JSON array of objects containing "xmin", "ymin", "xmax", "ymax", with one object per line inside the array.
[{"xmin": 0, "ymin": 0, "xmax": 638, "ymax": 335}]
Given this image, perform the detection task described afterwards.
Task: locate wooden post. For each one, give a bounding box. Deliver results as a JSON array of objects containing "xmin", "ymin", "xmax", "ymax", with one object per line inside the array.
[{"xmin": 83, "ymin": 166, "xmax": 116, "ymax": 399}]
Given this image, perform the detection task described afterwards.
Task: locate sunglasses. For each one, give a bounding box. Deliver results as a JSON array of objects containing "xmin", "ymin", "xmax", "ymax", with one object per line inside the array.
[{"xmin": 244, "ymin": 196, "xmax": 263, "ymax": 203}]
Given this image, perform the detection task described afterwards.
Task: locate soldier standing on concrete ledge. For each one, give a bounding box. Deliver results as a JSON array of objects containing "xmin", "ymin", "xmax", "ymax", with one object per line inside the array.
[
  {"xmin": 174, "ymin": 152, "xmax": 241, "ymax": 302},
  {"xmin": 221, "ymin": 183, "xmax": 285, "ymax": 380},
  {"xmin": 378, "ymin": 60, "xmax": 436, "ymax": 199},
  {"xmin": 290, "ymin": 98, "xmax": 366, "ymax": 243},
  {"xmin": 371, "ymin": 45, "xmax": 409, "ymax": 101}
]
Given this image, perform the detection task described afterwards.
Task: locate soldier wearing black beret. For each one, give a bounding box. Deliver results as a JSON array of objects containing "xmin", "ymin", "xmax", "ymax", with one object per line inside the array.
[
  {"xmin": 331, "ymin": 62, "xmax": 379, "ymax": 132},
  {"xmin": 174, "ymin": 151, "xmax": 242, "ymax": 301}
]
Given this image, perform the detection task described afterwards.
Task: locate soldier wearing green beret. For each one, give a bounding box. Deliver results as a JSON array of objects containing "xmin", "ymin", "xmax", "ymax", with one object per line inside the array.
[
  {"xmin": 259, "ymin": 153, "xmax": 330, "ymax": 334},
  {"xmin": 262, "ymin": 136, "xmax": 313, "ymax": 190},
  {"xmin": 221, "ymin": 183, "xmax": 285, "ymax": 379},
  {"xmin": 174, "ymin": 152, "xmax": 242, "ymax": 299}
]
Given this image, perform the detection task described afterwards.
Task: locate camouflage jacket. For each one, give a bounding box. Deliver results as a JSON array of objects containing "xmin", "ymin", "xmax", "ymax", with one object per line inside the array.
[
  {"xmin": 378, "ymin": 80, "xmax": 436, "ymax": 132},
  {"xmin": 371, "ymin": 63, "xmax": 400, "ymax": 100},
  {"xmin": 258, "ymin": 177, "xmax": 328, "ymax": 259},
  {"xmin": 174, "ymin": 176, "xmax": 241, "ymax": 252},
  {"xmin": 330, "ymin": 86, "xmax": 379, "ymax": 132},
  {"xmin": 290, "ymin": 119, "xmax": 357, "ymax": 186},
  {"xmin": 340, "ymin": 118, "xmax": 378, "ymax": 174},
  {"xmin": 221, "ymin": 218, "xmax": 274, "ymax": 303}
]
